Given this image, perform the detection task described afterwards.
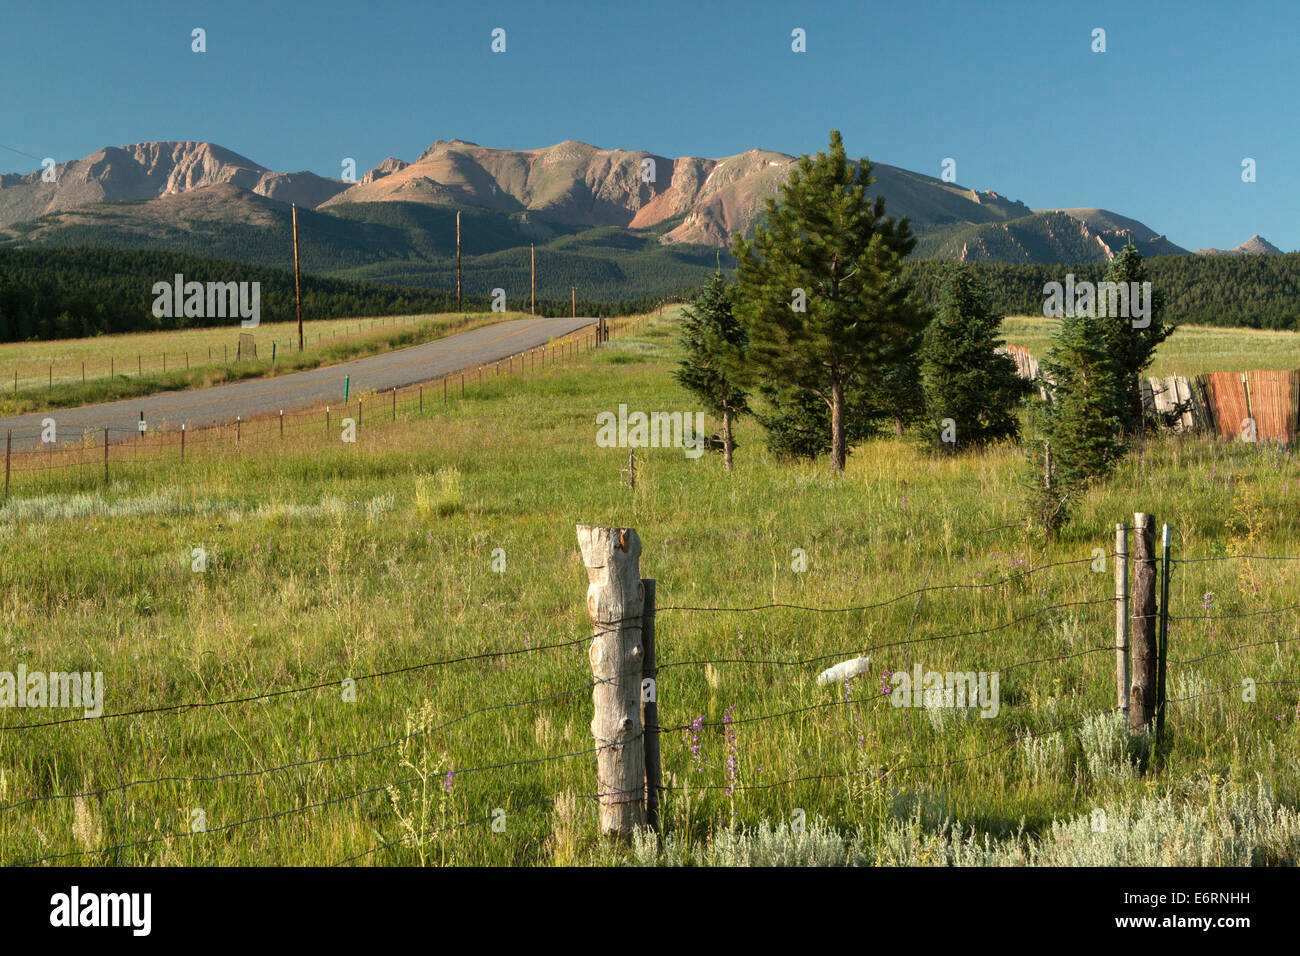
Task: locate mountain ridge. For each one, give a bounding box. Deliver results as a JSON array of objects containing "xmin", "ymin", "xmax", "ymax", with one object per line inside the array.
[{"xmin": 0, "ymin": 138, "xmax": 1273, "ymax": 266}]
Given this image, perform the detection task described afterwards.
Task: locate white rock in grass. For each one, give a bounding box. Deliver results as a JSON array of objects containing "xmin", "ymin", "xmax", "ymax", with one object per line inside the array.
[{"xmin": 815, "ymin": 655, "xmax": 871, "ymax": 685}]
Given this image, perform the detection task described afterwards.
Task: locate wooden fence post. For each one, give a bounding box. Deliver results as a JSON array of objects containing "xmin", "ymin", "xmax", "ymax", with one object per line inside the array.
[
  {"xmin": 577, "ymin": 525, "xmax": 647, "ymax": 839},
  {"xmin": 103, "ymin": 428, "xmax": 109, "ymax": 485},
  {"xmin": 1156, "ymin": 523, "xmax": 1172, "ymax": 744},
  {"xmin": 1115, "ymin": 522, "xmax": 1129, "ymax": 718},
  {"xmin": 392, "ymin": 387, "xmax": 397, "ymax": 420},
  {"xmin": 641, "ymin": 578, "xmax": 660, "ymax": 832},
  {"xmin": 279, "ymin": 409, "xmax": 284, "ymax": 438},
  {"xmin": 4, "ymin": 430, "xmax": 10, "ymax": 500},
  {"xmin": 1129, "ymin": 513, "xmax": 1158, "ymax": 737},
  {"xmin": 180, "ymin": 424, "xmax": 185, "ymax": 461}
]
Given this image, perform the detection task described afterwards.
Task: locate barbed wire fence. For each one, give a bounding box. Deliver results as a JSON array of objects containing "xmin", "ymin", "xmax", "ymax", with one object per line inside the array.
[
  {"xmin": 2, "ymin": 515, "xmax": 1294, "ymax": 865},
  {"xmin": 0, "ymin": 315, "xmax": 645, "ymax": 498},
  {"xmin": 1, "ymin": 315, "xmax": 437, "ymax": 397}
]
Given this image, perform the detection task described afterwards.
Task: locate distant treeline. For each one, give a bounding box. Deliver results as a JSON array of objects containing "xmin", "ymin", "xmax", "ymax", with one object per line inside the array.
[
  {"xmin": 903, "ymin": 253, "xmax": 1300, "ymax": 330},
  {"xmin": 6, "ymin": 245, "xmax": 1299, "ymax": 343},
  {"xmin": 0, "ymin": 247, "xmax": 663, "ymax": 342}
]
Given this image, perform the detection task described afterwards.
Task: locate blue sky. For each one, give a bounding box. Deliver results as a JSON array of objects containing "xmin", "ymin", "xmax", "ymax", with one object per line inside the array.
[{"xmin": 1, "ymin": 0, "xmax": 1294, "ymax": 251}]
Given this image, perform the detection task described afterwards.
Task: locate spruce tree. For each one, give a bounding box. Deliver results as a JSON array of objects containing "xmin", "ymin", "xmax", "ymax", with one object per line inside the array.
[
  {"xmin": 673, "ymin": 272, "xmax": 748, "ymax": 470},
  {"xmin": 919, "ymin": 269, "xmax": 1028, "ymax": 450},
  {"xmin": 1029, "ymin": 309, "xmax": 1125, "ymax": 536},
  {"xmin": 1096, "ymin": 242, "xmax": 1172, "ymax": 435},
  {"xmin": 755, "ymin": 369, "xmax": 885, "ymax": 460},
  {"xmin": 730, "ymin": 130, "xmax": 927, "ymax": 472}
]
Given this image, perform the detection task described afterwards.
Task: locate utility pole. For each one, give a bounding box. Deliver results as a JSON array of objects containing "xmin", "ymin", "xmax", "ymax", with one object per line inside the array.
[
  {"xmin": 292, "ymin": 203, "xmax": 303, "ymax": 350},
  {"xmin": 456, "ymin": 210, "xmax": 462, "ymax": 312},
  {"xmin": 571, "ymin": 286, "xmax": 576, "ymax": 318},
  {"xmin": 530, "ymin": 243, "xmax": 536, "ymax": 316}
]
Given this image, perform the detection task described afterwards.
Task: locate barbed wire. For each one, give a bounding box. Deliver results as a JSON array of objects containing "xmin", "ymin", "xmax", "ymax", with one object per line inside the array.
[
  {"xmin": 1168, "ymin": 602, "xmax": 1300, "ymax": 623},
  {"xmin": 8, "ymin": 732, "xmax": 640, "ymax": 867},
  {"xmin": 1167, "ymin": 633, "xmax": 1300, "ymax": 666},
  {"xmin": 656, "ymin": 553, "xmax": 1111, "ymax": 618},
  {"xmin": 0, "ymin": 676, "xmax": 611, "ymax": 813},
  {"xmin": 659, "ymin": 596, "xmax": 1118, "ymax": 672},
  {"xmin": 0, "ymin": 633, "xmax": 598, "ymax": 733},
  {"xmin": 1163, "ymin": 679, "xmax": 1300, "ymax": 705}
]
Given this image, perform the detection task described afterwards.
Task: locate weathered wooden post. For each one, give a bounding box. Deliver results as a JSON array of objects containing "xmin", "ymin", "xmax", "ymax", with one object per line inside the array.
[
  {"xmin": 1115, "ymin": 522, "xmax": 1129, "ymax": 717},
  {"xmin": 641, "ymin": 578, "xmax": 660, "ymax": 832},
  {"xmin": 1129, "ymin": 513, "xmax": 1158, "ymax": 737},
  {"xmin": 4, "ymin": 430, "xmax": 11, "ymax": 500},
  {"xmin": 103, "ymin": 428, "xmax": 109, "ymax": 485},
  {"xmin": 1156, "ymin": 523, "xmax": 1172, "ymax": 744},
  {"xmin": 577, "ymin": 526, "xmax": 646, "ymax": 838}
]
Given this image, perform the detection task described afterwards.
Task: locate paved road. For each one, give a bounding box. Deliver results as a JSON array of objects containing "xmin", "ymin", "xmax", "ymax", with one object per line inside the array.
[{"xmin": 0, "ymin": 316, "xmax": 595, "ymax": 451}]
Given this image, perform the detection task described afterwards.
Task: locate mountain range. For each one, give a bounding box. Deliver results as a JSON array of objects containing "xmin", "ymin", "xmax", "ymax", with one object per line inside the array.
[{"xmin": 0, "ymin": 139, "xmax": 1284, "ymax": 299}]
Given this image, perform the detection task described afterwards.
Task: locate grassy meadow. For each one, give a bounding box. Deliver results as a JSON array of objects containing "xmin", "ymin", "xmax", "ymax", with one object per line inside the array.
[
  {"xmin": 1002, "ymin": 315, "xmax": 1300, "ymax": 377},
  {"xmin": 0, "ymin": 308, "xmax": 1297, "ymax": 866}
]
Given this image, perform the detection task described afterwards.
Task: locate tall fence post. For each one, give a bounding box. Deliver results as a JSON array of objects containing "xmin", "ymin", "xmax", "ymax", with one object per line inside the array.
[
  {"xmin": 1115, "ymin": 522, "xmax": 1129, "ymax": 718},
  {"xmin": 1129, "ymin": 513, "xmax": 1158, "ymax": 737},
  {"xmin": 180, "ymin": 424, "xmax": 185, "ymax": 461},
  {"xmin": 4, "ymin": 430, "xmax": 10, "ymax": 500},
  {"xmin": 103, "ymin": 428, "xmax": 109, "ymax": 485},
  {"xmin": 577, "ymin": 525, "xmax": 646, "ymax": 839},
  {"xmin": 641, "ymin": 578, "xmax": 660, "ymax": 832},
  {"xmin": 1156, "ymin": 523, "xmax": 1172, "ymax": 745}
]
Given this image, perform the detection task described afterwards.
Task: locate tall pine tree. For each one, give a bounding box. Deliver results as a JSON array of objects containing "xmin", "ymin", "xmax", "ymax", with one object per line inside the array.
[
  {"xmin": 1096, "ymin": 242, "xmax": 1173, "ymax": 435},
  {"xmin": 673, "ymin": 272, "xmax": 748, "ymax": 470},
  {"xmin": 730, "ymin": 130, "xmax": 927, "ymax": 472},
  {"xmin": 1029, "ymin": 309, "xmax": 1125, "ymax": 536},
  {"xmin": 920, "ymin": 269, "xmax": 1029, "ymax": 450}
]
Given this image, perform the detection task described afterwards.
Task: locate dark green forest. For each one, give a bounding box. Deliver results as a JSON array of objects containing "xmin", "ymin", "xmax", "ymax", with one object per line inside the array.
[
  {"xmin": 902, "ymin": 254, "xmax": 1300, "ymax": 330},
  {"xmin": 0, "ymin": 247, "xmax": 668, "ymax": 343},
  {"xmin": 3, "ymin": 242, "xmax": 1299, "ymax": 344}
]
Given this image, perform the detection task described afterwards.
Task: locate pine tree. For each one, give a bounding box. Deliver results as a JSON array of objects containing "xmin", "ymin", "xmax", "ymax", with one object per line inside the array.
[
  {"xmin": 1029, "ymin": 309, "xmax": 1125, "ymax": 536},
  {"xmin": 1096, "ymin": 242, "xmax": 1173, "ymax": 435},
  {"xmin": 730, "ymin": 130, "xmax": 927, "ymax": 472},
  {"xmin": 755, "ymin": 369, "xmax": 886, "ymax": 460},
  {"xmin": 919, "ymin": 269, "xmax": 1029, "ymax": 450},
  {"xmin": 673, "ymin": 272, "xmax": 748, "ymax": 470}
]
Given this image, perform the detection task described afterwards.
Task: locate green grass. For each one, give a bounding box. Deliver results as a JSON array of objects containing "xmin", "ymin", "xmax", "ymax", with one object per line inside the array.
[
  {"xmin": 1001, "ymin": 315, "xmax": 1300, "ymax": 376},
  {"xmin": 0, "ymin": 312, "xmax": 524, "ymax": 415},
  {"xmin": 0, "ymin": 309, "xmax": 1297, "ymax": 866}
]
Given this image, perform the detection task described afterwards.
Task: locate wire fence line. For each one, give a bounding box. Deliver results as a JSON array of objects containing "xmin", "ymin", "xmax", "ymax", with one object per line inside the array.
[
  {"xmin": 0, "ymin": 316, "xmax": 629, "ymax": 488},
  {"xmin": 1, "ymin": 314, "xmax": 433, "ymax": 394},
  {"xmin": 3, "ymin": 538, "xmax": 1297, "ymax": 865}
]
